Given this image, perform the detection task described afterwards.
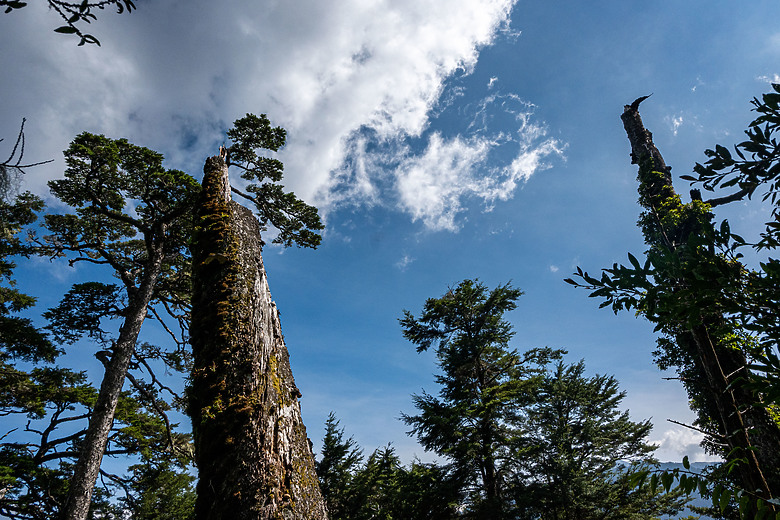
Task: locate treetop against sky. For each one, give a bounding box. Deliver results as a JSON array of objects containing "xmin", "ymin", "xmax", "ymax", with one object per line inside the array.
[{"xmin": 2, "ymin": 0, "xmax": 780, "ymax": 464}]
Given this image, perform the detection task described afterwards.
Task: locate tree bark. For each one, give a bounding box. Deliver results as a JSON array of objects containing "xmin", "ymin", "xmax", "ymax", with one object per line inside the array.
[
  {"xmin": 189, "ymin": 155, "xmax": 327, "ymax": 520},
  {"xmin": 62, "ymin": 249, "xmax": 164, "ymax": 520},
  {"xmin": 621, "ymin": 99, "xmax": 780, "ymax": 500}
]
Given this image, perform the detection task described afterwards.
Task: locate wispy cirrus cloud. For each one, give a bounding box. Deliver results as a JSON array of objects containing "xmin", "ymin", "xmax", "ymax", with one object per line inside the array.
[
  {"xmin": 331, "ymin": 93, "xmax": 564, "ymax": 231},
  {"xmin": 395, "ymin": 128, "xmax": 562, "ymax": 231}
]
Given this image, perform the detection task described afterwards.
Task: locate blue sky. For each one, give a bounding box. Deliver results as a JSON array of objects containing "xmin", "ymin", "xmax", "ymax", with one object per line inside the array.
[{"xmin": 3, "ymin": 0, "xmax": 780, "ymax": 464}]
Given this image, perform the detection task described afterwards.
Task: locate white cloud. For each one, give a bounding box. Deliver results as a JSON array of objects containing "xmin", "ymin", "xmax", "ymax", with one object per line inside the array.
[
  {"xmin": 395, "ymin": 133, "xmax": 491, "ymax": 231},
  {"xmin": 549, "ymin": 265, "xmax": 559, "ymax": 273},
  {"xmin": 392, "ymin": 122, "xmax": 562, "ymax": 231},
  {"xmin": 757, "ymin": 73, "xmax": 780, "ymax": 84},
  {"xmin": 690, "ymin": 75, "xmax": 705, "ymax": 93},
  {"xmin": 650, "ymin": 427, "xmax": 722, "ymax": 463},
  {"xmin": 3, "ymin": 0, "xmax": 564, "ymax": 234},
  {"xmin": 1, "ymin": 0, "xmax": 520, "ymax": 215},
  {"xmin": 378, "ymin": 93, "xmax": 562, "ymax": 231},
  {"xmin": 395, "ymin": 254, "xmax": 415, "ymax": 271},
  {"xmin": 666, "ymin": 114, "xmax": 684, "ymax": 136}
]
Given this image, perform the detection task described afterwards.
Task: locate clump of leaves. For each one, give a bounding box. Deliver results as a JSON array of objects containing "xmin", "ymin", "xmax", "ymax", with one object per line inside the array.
[
  {"xmin": 226, "ymin": 113, "xmax": 324, "ymax": 249},
  {"xmin": 1, "ymin": 0, "xmax": 136, "ymax": 46}
]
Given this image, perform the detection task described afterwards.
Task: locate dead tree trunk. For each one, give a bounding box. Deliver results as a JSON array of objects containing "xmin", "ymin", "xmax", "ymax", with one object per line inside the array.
[
  {"xmin": 622, "ymin": 99, "xmax": 780, "ymax": 500},
  {"xmin": 189, "ymin": 155, "xmax": 327, "ymax": 519}
]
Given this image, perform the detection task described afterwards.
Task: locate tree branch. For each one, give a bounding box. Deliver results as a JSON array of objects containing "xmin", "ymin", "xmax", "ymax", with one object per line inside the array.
[{"xmin": 704, "ymin": 187, "xmax": 752, "ymax": 207}]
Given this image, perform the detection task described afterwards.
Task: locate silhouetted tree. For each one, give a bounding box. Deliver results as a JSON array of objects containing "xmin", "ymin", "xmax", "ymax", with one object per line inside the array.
[
  {"xmin": 400, "ymin": 279, "xmax": 561, "ymax": 519},
  {"xmin": 568, "ymin": 95, "xmax": 780, "ymax": 508}
]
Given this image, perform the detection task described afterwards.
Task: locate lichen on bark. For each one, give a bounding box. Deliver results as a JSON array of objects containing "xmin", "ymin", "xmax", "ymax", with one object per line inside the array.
[{"xmin": 189, "ymin": 155, "xmax": 327, "ymax": 519}]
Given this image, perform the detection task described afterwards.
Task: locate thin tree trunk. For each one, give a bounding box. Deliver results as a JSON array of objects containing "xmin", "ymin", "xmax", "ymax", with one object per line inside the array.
[
  {"xmin": 189, "ymin": 155, "xmax": 327, "ymax": 519},
  {"xmin": 62, "ymin": 251, "xmax": 164, "ymax": 520}
]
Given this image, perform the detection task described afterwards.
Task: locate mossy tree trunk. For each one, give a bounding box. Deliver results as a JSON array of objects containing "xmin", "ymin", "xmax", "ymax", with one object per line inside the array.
[
  {"xmin": 622, "ymin": 100, "xmax": 780, "ymax": 500},
  {"xmin": 189, "ymin": 154, "xmax": 327, "ymax": 519}
]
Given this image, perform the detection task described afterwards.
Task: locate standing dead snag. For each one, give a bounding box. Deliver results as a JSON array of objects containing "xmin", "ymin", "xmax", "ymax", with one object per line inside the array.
[
  {"xmin": 620, "ymin": 99, "xmax": 780, "ymax": 501},
  {"xmin": 189, "ymin": 154, "xmax": 327, "ymax": 519}
]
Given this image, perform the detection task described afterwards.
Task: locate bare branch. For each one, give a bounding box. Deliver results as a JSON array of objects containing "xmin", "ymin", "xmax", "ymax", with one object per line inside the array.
[
  {"xmin": 705, "ymin": 187, "xmax": 752, "ymax": 207},
  {"xmin": 666, "ymin": 418, "xmax": 725, "ymax": 440},
  {"xmin": 149, "ymin": 305, "xmax": 186, "ymax": 348}
]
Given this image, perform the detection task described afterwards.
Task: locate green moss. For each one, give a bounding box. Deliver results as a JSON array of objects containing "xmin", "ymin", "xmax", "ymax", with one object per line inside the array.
[
  {"xmin": 268, "ymin": 355, "xmax": 282, "ymax": 396},
  {"xmin": 189, "ymin": 160, "xmax": 326, "ymax": 518},
  {"xmin": 189, "ymin": 165, "xmax": 248, "ymax": 438}
]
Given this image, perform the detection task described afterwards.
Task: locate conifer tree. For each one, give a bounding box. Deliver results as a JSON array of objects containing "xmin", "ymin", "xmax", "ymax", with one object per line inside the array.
[
  {"xmin": 400, "ymin": 279, "xmax": 561, "ymax": 519},
  {"xmin": 314, "ymin": 416, "xmax": 462, "ymax": 520},
  {"xmin": 316, "ymin": 412, "xmax": 363, "ymax": 519},
  {"xmin": 45, "ymin": 133, "xmax": 200, "ymax": 520},
  {"xmin": 513, "ymin": 360, "xmax": 685, "ymax": 520}
]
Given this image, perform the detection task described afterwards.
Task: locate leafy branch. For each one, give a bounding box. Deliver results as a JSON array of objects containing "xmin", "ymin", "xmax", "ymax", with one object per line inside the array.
[
  {"xmin": 225, "ymin": 113, "xmax": 324, "ymax": 248},
  {"xmin": 0, "ymin": 0, "xmax": 136, "ymax": 46},
  {"xmin": 632, "ymin": 456, "xmax": 780, "ymax": 519}
]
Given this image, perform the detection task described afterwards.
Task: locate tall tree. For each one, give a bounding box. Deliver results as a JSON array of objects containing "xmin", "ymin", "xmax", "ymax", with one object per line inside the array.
[
  {"xmin": 390, "ymin": 459, "xmax": 463, "ymax": 520},
  {"xmin": 188, "ymin": 114, "xmax": 326, "ymax": 519},
  {"xmin": 400, "ymin": 279, "xmax": 561, "ymax": 519},
  {"xmin": 513, "ymin": 360, "xmax": 685, "ymax": 520},
  {"xmin": 316, "ymin": 412, "xmax": 364, "ymax": 519},
  {"xmin": 348, "ymin": 445, "xmax": 463, "ymax": 520},
  {"xmin": 567, "ymin": 96, "xmax": 780, "ymax": 505},
  {"xmin": 45, "ymin": 133, "xmax": 200, "ymax": 520}
]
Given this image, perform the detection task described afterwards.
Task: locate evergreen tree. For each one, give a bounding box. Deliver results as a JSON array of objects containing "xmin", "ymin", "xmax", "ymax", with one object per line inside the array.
[
  {"xmin": 400, "ymin": 279, "xmax": 561, "ymax": 519},
  {"xmin": 512, "ymin": 360, "xmax": 686, "ymax": 520},
  {"xmin": 0, "ymin": 125, "xmax": 192, "ymax": 518},
  {"xmin": 110, "ymin": 458, "xmax": 196, "ymax": 520},
  {"xmin": 391, "ymin": 460, "xmax": 463, "ymax": 520},
  {"xmin": 316, "ymin": 412, "xmax": 364, "ymax": 520},
  {"xmin": 351, "ymin": 445, "xmax": 402, "ymax": 520},
  {"xmin": 44, "ymin": 133, "xmax": 200, "ymax": 520},
  {"xmin": 315, "ymin": 414, "xmax": 462, "ymax": 520},
  {"xmin": 225, "ymin": 113, "xmax": 324, "ymax": 249}
]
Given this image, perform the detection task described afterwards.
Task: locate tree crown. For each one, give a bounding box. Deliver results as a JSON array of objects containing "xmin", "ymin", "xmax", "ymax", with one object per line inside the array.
[{"xmin": 226, "ymin": 113, "xmax": 324, "ymax": 249}]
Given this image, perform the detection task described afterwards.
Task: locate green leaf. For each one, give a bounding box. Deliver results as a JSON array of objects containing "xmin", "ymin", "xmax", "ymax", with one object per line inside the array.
[
  {"xmin": 627, "ymin": 252, "xmax": 641, "ymax": 269},
  {"xmin": 713, "ymin": 484, "xmax": 723, "ymax": 509},
  {"xmin": 660, "ymin": 471, "xmax": 673, "ymax": 492},
  {"xmin": 719, "ymin": 488, "xmax": 731, "ymax": 513},
  {"xmin": 739, "ymin": 493, "xmax": 750, "ymax": 519},
  {"xmin": 54, "ymin": 25, "xmax": 78, "ymax": 34}
]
